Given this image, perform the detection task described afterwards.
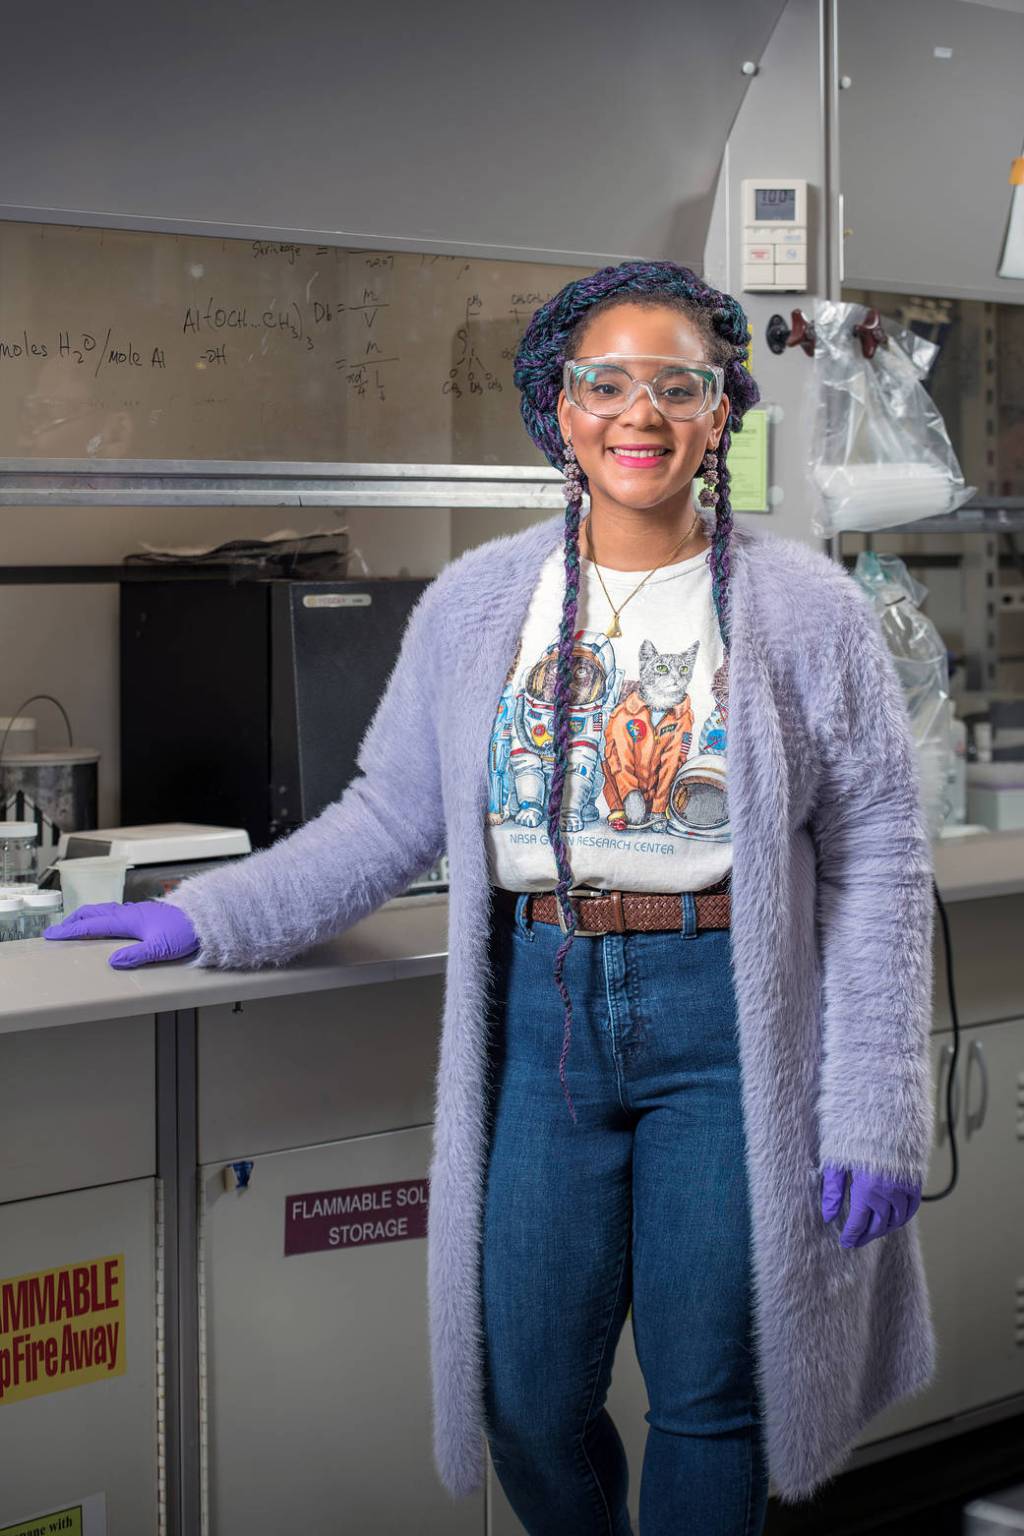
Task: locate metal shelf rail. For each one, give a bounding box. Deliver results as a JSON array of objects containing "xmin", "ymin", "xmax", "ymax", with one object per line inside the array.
[{"xmin": 0, "ymin": 458, "xmax": 568, "ymax": 509}]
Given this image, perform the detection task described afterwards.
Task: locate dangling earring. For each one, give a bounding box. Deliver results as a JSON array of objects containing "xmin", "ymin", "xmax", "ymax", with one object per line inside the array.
[
  {"xmin": 562, "ymin": 437, "xmax": 582, "ymax": 504},
  {"xmin": 699, "ymin": 444, "xmax": 720, "ymax": 509}
]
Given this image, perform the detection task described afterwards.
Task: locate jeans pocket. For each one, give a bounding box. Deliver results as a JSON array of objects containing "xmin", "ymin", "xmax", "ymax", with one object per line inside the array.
[{"xmin": 512, "ymin": 892, "xmax": 536, "ymax": 943}]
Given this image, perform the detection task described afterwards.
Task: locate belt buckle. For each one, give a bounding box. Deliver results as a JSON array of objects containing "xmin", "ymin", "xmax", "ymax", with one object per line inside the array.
[{"xmin": 556, "ymin": 885, "xmax": 606, "ymax": 938}]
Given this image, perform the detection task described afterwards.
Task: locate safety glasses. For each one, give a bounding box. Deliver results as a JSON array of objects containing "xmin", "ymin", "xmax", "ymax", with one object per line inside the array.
[{"xmin": 562, "ymin": 354, "xmax": 724, "ymax": 421}]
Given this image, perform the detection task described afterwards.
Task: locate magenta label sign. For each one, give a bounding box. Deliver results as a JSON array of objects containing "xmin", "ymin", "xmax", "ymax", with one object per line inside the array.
[{"xmin": 284, "ymin": 1178, "xmax": 429, "ymax": 1256}]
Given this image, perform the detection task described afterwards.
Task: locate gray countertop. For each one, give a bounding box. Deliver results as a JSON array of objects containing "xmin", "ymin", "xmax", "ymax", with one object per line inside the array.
[
  {"xmin": 0, "ymin": 894, "xmax": 449, "ymax": 1036},
  {"xmin": 1, "ymin": 827, "xmax": 1021, "ymax": 1035}
]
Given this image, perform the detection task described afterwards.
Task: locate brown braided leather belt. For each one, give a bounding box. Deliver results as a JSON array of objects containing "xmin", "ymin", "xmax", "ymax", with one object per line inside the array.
[{"xmin": 492, "ymin": 877, "xmax": 731, "ymax": 936}]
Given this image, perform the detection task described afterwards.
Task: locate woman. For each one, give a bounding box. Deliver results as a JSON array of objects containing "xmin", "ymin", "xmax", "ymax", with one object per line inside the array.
[{"xmin": 47, "ymin": 261, "xmax": 937, "ymax": 1534}]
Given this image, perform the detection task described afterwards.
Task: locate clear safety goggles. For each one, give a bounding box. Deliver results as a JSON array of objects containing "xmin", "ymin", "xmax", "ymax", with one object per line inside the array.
[{"xmin": 562, "ymin": 354, "xmax": 724, "ymax": 421}]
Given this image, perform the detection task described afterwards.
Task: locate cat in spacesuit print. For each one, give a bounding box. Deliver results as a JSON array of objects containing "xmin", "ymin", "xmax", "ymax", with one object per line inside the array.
[
  {"xmin": 486, "ymin": 629, "xmax": 623, "ymax": 832},
  {"xmin": 603, "ymin": 638, "xmax": 700, "ymax": 832}
]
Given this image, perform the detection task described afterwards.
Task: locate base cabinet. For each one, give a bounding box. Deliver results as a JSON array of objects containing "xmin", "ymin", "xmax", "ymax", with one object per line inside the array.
[
  {"xmin": 0, "ymin": 1179, "xmax": 160, "ymax": 1535},
  {"xmin": 863, "ymin": 1016, "xmax": 1024, "ymax": 1445},
  {"xmin": 200, "ymin": 1128, "xmax": 482, "ymax": 1535}
]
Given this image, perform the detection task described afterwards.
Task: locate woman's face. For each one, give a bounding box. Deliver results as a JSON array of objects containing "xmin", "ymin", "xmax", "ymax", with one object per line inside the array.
[{"xmin": 555, "ymin": 304, "xmax": 730, "ymax": 517}]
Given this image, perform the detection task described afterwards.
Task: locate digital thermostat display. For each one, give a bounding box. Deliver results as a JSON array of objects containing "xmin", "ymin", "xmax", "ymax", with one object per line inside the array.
[{"xmin": 754, "ymin": 188, "xmax": 796, "ymax": 220}]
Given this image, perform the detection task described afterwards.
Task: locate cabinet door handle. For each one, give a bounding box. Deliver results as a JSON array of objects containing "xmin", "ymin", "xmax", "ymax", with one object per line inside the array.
[
  {"xmin": 937, "ymin": 1043, "xmax": 961, "ymax": 1143},
  {"xmin": 965, "ymin": 1039, "xmax": 988, "ymax": 1138}
]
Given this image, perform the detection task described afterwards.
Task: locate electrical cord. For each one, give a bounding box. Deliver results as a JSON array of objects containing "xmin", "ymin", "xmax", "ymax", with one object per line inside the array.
[{"xmin": 921, "ymin": 874, "xmax": 960, "ymax": 1201}]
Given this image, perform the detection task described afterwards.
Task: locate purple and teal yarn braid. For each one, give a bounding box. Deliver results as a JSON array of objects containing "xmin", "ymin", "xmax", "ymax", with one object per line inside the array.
[
  {"xmin": 512, "ymin": 259, "xmax": 761, "ymax": 1123},
  {"xmin": 546, "ymin": 448, "xmax": 585, "ymax": 1120}
]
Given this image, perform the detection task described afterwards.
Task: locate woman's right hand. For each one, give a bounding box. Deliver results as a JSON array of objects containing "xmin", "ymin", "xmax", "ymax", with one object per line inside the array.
[{"xmin": 44, "ymin": 899, "xmax": 200, "ymax": 969}]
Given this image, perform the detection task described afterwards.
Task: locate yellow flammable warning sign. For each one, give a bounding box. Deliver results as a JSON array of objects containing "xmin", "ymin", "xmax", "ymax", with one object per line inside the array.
[{"xmin": 0, "ymin": 1255, "xmax": 126, "ymax": 1405}]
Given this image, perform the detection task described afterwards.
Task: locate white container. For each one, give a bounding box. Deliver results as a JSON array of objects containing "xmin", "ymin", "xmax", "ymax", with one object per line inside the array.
[
  {"xmin": 0, "ymin": 821, "xmax": 39, "ymax": 884},
  {"xmin": 966, "ymin": 784, "xmax": 1024, "ymax": 832},
  {"xmin": 0, "ymin": 896, "xmax": 24, "ymax": 941},
  {"xmin": 0, "ymin": 748, "xmax": 100, "ymax": 873},
  {"xmin": 54, "ymin": 857, "xmax": 127, "ymax": 918},
  {"xmin": 0, "ymin": 716, "xmax": 37, "ymax": 754},
  {"xmin": 21, "ymin": 889, "xmax": 63, "ymax": 938}
]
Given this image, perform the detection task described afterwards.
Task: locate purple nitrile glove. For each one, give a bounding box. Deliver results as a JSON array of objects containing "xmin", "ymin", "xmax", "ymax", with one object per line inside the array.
[
  {"xmin": 821, "ymin": 1163, "xmax": 923, "ymax": 1249},
  {"xmin": 43, "ymin": 900, "xmax": 200, "ymax": 970}
]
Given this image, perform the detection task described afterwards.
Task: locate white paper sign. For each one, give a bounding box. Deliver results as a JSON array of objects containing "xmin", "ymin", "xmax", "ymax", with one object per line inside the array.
[{"xmin": 0, "ymin": 1492, "xmax": 106, "ymax": 1536}]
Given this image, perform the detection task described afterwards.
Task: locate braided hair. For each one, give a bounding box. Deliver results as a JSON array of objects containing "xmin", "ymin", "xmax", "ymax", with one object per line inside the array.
[{"xmin": 512, "ymin": 259, "xmax": 761, "ymax": 1123}]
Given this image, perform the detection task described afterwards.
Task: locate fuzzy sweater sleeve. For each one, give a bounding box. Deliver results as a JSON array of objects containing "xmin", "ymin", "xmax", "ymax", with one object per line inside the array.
[
  {"xmin": 807, "ymin": 577, "xmax": 937, "ymax": 1188},
  {"xmin": 164, "ymin": 568, "xmax": 450, "ymax": 969}
]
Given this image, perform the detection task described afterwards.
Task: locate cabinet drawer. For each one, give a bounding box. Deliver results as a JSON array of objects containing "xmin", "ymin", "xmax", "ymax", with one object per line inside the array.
[
  {"xmin": 931, "ymin": 895, "xmax": 1024, "ymax": 1032},
  {"xmin": 197, "ymin": 975, "xmax": 444, "ymax": 1162},
  {"xmin": 0, "ymin": 1016, "xmax": 155, "ymax": 1204}
]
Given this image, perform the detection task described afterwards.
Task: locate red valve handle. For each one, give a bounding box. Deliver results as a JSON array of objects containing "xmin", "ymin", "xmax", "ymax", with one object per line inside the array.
[
  {"xmin": 786, "ymin": 309, "xmax": 817, "ymax": 357},
  {"xmin": 852, "ymin": 307, "xmax": 888, "ymax": 359}
]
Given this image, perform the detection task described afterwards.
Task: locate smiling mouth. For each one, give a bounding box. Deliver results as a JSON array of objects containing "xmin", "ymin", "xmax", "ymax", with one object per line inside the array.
[{"xmin": 608, "ymin": 446, "xmax": 671, "ymax": 461}]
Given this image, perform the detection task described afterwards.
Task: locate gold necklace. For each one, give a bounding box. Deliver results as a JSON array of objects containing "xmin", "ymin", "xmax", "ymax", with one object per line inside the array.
[{"xmin": 583, "ymin": 508, "xmax": 702, "ymax": 638}]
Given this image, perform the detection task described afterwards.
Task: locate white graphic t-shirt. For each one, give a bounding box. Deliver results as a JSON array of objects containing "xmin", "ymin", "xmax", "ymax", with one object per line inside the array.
[{"xmin": 485, "ymin": 530, "xmax": 731, "ymax": 893}]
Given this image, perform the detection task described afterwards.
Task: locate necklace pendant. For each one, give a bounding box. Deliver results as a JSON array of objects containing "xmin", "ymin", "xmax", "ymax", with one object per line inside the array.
[{"xmin": 606, "ymin": 613, "xmax": 622, "ymax": 638}]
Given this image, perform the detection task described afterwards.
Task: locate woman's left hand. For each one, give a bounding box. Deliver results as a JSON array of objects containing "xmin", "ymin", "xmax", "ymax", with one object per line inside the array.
[{"xmin": 821, "ymin": 1164, "xmax": 923, "ymax": 1249}]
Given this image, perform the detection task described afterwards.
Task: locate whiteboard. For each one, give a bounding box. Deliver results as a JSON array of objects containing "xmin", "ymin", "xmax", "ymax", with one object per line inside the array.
[{"xmin": 0, "ymin": 220, "xmax": 594, "ymax": 465}]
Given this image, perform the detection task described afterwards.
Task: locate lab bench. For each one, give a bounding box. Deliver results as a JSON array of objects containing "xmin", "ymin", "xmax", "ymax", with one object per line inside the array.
[{"xmin": 0, "ymin": 832, "xmax": 1021, "ymax": 1535}]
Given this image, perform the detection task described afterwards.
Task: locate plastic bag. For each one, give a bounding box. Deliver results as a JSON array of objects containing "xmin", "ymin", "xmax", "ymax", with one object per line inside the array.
[
  {"xmin": 851, "ymin": 550, "xmax": 951, "ymax": 836},
  {"xmin": 807, "ymin": 300, "xmax": 976, "ymax": 535}
]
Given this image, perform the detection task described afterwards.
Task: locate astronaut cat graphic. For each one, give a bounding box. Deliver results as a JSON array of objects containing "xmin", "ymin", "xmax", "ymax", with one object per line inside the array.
[
  {"xmin": 487, "ymin": 629, "xmax": 623, "ymax": 833},
  {"xmin": 602, "ymin": 641, "xmax": 730, "ymax": 842},
  {"xmin": 487, "ymin": 631, "xmax": 729, "ymax": 842},
  {"xmin": 603, "ymin": 638, "xmax": 699, "ymax": 833}
]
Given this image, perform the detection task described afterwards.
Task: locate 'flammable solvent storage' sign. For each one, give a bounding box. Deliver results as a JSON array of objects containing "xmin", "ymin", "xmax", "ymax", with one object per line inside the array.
[
  {"xmin": 285, "ymin": 1179, "xmax": 429, "ymax": 1255},
  {"xmin": 0, "ymin": 1255, "xmax": 125, "ymax": 1405}
]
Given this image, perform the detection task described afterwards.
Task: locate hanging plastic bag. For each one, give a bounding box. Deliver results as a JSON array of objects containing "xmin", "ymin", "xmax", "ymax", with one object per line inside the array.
[
  {"xmin": 806, "ymin": 300, "xmax": 976, "ymax": 535},
  {"xmin": 851, "ymin": 550, "xmax": 952, "ymax": 836}
]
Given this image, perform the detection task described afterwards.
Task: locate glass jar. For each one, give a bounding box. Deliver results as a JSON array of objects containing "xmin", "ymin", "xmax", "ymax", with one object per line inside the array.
[
  {"xmin": 22, "ymin": 890, "xmax": 63, "ymax": 939},
  {"xmin": 0, "ymin": 822, "xmax": 39, "ymax": 885},
  {"xmin": 0, "ymin": 897, "xmax": 24, "ymax": 941}
]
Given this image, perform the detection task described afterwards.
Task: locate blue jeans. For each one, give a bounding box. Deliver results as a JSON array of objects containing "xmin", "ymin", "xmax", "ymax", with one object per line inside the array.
[{"xmin": 479, "ymin": 891, "xmax": 769, "ymax": 1536}]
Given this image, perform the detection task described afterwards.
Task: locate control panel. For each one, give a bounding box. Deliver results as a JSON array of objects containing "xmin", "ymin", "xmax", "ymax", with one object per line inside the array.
[{"xmin": 740, "ymin": 178, "xmax": 807, "ymax": 291}]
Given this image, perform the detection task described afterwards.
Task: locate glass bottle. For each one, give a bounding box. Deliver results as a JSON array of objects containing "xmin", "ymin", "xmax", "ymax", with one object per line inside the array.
[
  {"xmin": 0, "ymin": 897, "xmax": 24, "ymax": 941},
  {"xmin": 22, "ymin": 890, "xmax": 63, "ymax": 939},
  {"xmin": 0, "ymin": 822, "xmax": 39, "ymax": 885}
]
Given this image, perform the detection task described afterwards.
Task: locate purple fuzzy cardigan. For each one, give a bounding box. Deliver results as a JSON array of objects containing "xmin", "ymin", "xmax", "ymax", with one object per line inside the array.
[{"xmin": 169, "ymin": 511, "xmax": 937, "ymax": 1506}]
